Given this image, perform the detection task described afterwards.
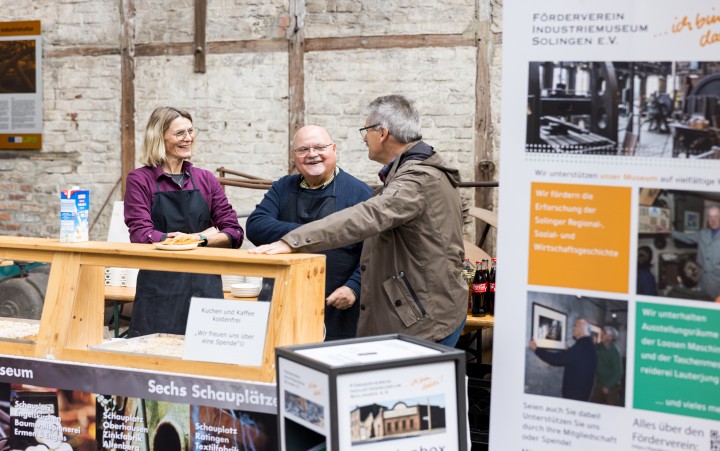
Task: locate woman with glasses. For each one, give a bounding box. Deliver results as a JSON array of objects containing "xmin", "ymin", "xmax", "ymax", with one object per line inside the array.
[{"xmin": 123, "ymin": 106, "xmax": 244, "ymax": 337}]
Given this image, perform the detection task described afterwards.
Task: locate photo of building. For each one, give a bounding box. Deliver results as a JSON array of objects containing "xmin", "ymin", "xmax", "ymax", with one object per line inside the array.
[{"xmin": 350, "ymin": 395, "xmax": 446, "ymax": 445}]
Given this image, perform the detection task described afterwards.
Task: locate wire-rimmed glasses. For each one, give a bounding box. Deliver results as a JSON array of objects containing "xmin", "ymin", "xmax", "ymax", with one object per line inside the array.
[
  {"xmin": 292, "ymin": 143, "xmax": 333, "ymax": 157},
  {"xmin": 172, "ymin": 128, "xmax": 199, "ymax": 141}
]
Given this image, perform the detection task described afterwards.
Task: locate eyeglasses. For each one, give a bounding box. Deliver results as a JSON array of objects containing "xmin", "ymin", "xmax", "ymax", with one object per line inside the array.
[
  {"xmin": 359, "ymin": 124, "xmax": 381, "ymax": 139},
  {"xmin": 171, "ymin": 128, "xmax": 199, "ymax": 141},
  {"xmin": 292, "ymin": 143, "xmax": 333, "ymax": 157}
]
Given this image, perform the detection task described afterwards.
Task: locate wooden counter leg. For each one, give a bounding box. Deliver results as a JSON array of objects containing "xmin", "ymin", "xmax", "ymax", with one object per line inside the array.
[
  {"xmin": 34, "ymin": 252, "xmax": 81, "ymax": 360},
  {"xmin": 261, "ymin": 259, "xmax": 325, "ymax": 381},
  {"xmin": 65, "ymin": 265, "xmax": 105, "ymax": 350}
]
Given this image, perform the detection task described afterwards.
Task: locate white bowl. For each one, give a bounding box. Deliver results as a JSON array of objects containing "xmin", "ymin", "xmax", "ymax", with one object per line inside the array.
[
  {"xmin": 230, "ymin": 283, "xmax": 258, "ymax": 290},
  {"xmin": 222, "ymin": 275, "xmax": 246, "ymax": 291},
  {"xmin": 231, "ymin": 288, "xmax": 261, "ymax": 298},
  {"xmin": 245, "ymin": 276, "xmax": 263, "ymax": 285}
]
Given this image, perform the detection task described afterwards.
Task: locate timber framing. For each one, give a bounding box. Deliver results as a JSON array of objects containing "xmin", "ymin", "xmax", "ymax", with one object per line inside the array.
[
  {"xmin": 120, "ymin": 0, "xmax": 135, "ymax": 197},
  {"xmin": 43, "ymin": 34, "xmax": 475, "ymax": 59},
  {"xmin": 288, "ymin": 0, "xmax": 306, "ymax": 174},
  {"xmin": 305, "ymin": 34, "xmax": 475, "ymax": 52},
  {"xmin": 40, "ymin": 1, "xmax": 495, "ymax": 249},
  {"xmin": 194, "ymin": 0, "xmax": 207, "ymax": 73}
]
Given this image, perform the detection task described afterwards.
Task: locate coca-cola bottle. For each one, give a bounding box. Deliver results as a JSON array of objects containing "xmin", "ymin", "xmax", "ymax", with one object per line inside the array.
[
  {"xmin": 471, "ymin": 260, "xmax": 487, "ymax": 317},
  {"xmin": 463, "ymin": 258, "xmax": 474, "ymax": 313},
  {"xmin": 488, "ymin": 258, "xmax": 496, "ymax": 315}
]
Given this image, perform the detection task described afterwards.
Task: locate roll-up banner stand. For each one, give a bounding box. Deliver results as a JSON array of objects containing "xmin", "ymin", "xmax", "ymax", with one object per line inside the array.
[{"xmin": 492, "ymin": 1, "xmax": 720, "ymax": 450}]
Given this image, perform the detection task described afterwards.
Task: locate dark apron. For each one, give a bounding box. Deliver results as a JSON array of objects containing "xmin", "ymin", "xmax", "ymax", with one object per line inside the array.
[
  {"xmin": 279, "ymin": 180, "xmax": 360, "ymax": 341},
  {"xmin": 127, "ymin": 171, "xmax": 222, "ymax": 337}
]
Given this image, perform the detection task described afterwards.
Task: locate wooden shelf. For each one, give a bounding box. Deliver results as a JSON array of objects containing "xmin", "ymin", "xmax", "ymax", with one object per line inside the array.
[
  {"xmin": 464, "ymin": 314, "xmax": 494, "ymax": 333},
  {"xmin": 0, "ymin": 236, "xmax": 326, "ymax": 382}
]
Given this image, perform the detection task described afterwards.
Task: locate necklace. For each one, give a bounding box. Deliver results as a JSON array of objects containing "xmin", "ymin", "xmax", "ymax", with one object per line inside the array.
[{"xmin": 166, "ymin": 172, "xmax": 185, "ymax": 187}]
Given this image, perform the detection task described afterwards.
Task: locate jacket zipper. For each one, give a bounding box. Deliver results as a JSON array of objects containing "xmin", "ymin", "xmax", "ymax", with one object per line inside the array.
[{"xmin": 399, "ymin": 271, "xmax": 427, "ymax": 317}]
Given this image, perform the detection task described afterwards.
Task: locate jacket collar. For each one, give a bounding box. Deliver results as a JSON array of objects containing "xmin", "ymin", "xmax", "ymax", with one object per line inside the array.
[{"xmin": 379, "ymin": 141, "xmax": 434, "ymax": 184}]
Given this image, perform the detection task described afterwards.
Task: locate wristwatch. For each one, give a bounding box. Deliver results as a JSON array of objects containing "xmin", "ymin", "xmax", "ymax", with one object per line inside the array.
[{"xmin": 198, "ymin": 234, "xmax": 208, "ymax": 247}]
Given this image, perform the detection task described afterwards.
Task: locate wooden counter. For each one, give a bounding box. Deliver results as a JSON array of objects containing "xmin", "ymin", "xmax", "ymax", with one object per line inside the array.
[
  {"xmin": 463, "ymin": 314, "xmax": 494, "ymax": 364},
  {"xmin": 0, "ymin": 236, "xmax": 326, "ymax": 382},
  {"xmin": 464, "ymin": 314, "xmax": 494, "ymax": 333}
]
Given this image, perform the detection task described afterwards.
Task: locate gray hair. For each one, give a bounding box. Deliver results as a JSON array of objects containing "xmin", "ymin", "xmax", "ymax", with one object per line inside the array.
[
  {"xmin": 577, "ymin": 318, "xmax": 592, "ymax": 336},
  {"xmin": 365, "ymin": 95, "xmax": 422, "ymax": 144},
  {"xmin": 602, "ymin": 326, "xmax": 619, "ymax": 340}
]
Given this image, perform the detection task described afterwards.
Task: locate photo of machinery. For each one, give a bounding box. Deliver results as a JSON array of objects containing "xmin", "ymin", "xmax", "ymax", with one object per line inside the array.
[{"xmin": 526, "ymin": 61, "xmax": 720, "ymax": 158}]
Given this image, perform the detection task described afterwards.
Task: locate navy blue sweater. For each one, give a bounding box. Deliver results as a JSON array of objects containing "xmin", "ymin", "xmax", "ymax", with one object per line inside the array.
[{"xmin": 246, "ymin": 169, "xmax": 372, "ymax": 297}]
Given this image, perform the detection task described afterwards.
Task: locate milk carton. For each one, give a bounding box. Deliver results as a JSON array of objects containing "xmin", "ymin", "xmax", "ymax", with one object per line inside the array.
[{"xmin": 60, "ymin": 187, "xmax": 89, "ymax": 242}]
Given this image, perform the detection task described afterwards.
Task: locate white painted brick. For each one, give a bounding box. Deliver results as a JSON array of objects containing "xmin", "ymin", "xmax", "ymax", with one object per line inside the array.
[
  {"xmin": 2, "ymin": 1, "xmax": 503, "ymax": 243},
  {"xmin": 305, "ymin": 0, "xmax": 476, "ymax": 38},
  {"xmin": 305, "ymin": 47, "xmax": 477, "ymax": 184}
]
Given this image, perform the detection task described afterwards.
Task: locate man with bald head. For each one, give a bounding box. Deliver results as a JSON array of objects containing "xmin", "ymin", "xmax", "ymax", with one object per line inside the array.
[
  {"xmin": 246, "ymin": 125, "xmax": 372, "ymax": 340},
  {"xmin": 672, "ymin": 205, "xmax": 720, "ymax": 300}
]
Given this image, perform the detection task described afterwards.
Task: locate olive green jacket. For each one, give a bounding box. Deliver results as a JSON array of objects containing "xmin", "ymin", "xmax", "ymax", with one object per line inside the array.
[{"xmin": 282, "ymin": 141, "xmax": 468, "ymax": 341}]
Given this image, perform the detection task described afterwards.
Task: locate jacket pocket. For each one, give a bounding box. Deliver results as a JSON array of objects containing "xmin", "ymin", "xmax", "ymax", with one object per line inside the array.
[{"xmin": 382, "ymin": 271, "xmax": 427, "ymax": 328}]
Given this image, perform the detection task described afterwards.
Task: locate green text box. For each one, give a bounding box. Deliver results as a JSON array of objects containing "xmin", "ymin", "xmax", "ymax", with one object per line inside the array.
[{"xmin": 634, "ymin": 302, "xmax": 720, "ymax": 420}]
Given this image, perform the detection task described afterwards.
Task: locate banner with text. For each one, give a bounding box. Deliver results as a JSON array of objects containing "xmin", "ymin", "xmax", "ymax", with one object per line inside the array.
[
  {"xmin": 492, "ymin": 1, "xmax": 720, "ymax": 450},
  {"xmin": 0, "ymin": 355, "xmax": 278, "ymax": 450}
]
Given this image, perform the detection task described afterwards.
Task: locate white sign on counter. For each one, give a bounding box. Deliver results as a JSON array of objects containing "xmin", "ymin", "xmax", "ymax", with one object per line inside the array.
[{"xmin": 184, "ymin": 297, "xmax": 270, "ymax": 366}]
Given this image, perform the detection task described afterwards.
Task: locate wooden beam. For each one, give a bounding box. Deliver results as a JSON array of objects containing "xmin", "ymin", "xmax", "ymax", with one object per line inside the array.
[
  {"xmin": 194, "ymin": 0, "xmax": 207, "ymax": 73},
  {"xmin": 474, "ymin": 21, "xmax": 496, "ymax": 251},
  {"xmin": 209, "ymin": 40, "xmax": 287, "ymax": 54},
  {"xmin": 135, "ymin": 42, "xmax": 195, "ymax": 56},
  {"xmin": 45, "ymin": 46, "xmax": 120, "ymax": 58},
  {"xmin": 474, "ymin": 21, "xmax": 492, "ymax": 181},
  {"xmin": 44, "ymin": 34, "xmax": 473, "ymax": 60},
  {"xmin": 287, "ymin": 0, "xmax": 305, "ymax": 175},
  {"xmin": 305, "ymin": 34, "xmax": 475, "ymax": 52},
  {"xmin": 133, "ymin": 40, "xmax": 286, "ymax": 57},
  {"xmin": 120, "ymin": 0, "xmax": 136, "ymax": 197}
]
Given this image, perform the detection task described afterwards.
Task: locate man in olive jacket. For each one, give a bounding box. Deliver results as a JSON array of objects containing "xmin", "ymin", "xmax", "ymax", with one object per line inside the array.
[{"xmin": 251, "ymin": 95, "xmax": 468, "ymax": 346}]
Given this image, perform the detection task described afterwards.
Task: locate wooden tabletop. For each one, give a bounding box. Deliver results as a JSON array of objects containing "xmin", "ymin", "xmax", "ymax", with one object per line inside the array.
[
  {"xmin": 104, "ymin": 286, "xmax": 136, "ymax": 303},
  {"xmin": 464, "ymin": 314, "xmax": 495, "ymax": 333}
]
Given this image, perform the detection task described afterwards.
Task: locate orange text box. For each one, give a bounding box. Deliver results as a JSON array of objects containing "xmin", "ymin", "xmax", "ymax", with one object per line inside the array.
[{"xmin": 528, "ymin": 182, "xmax": 630, "ymax": 293}]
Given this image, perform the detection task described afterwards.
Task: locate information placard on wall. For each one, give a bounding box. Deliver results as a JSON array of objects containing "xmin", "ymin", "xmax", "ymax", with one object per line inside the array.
[
  {"xmin": 0, "ymin": 20, "xmax": 42, "ymax": 150},
  {"xmin": 492, "ymin": 1, "xmax": 720, "ymax": 450}
]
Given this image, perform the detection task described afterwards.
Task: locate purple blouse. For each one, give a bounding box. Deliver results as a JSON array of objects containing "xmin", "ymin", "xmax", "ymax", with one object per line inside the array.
[{"xmin": 124, "ymin": 161, "xmax": 244, "ymax": 248}]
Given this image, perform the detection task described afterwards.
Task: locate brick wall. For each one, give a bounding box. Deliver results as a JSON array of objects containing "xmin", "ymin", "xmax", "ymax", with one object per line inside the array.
[
  {"xmin": 0, "ymin": 0, "xmax": 502, "ymax": 244},
  {"xmin": 304, "ymin": 0, "xmax": 477, "ymax": 37},
  {"xmin": 304, "ymin": 46, "xmax": 477, "ymax": 186},
  {"xmin": 134, "ymin": 52, "xmax": 290, "ymax": 217}
]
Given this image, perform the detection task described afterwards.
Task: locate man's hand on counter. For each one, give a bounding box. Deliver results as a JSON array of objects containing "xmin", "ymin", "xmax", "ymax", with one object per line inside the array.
[{"xmin": 248, "ymin": 240, "xmax": 293, "ymax": 255}]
